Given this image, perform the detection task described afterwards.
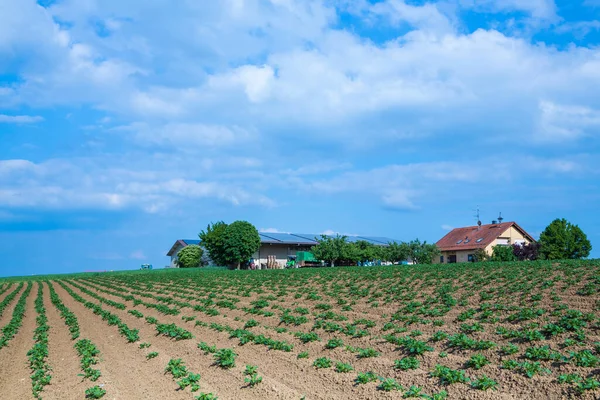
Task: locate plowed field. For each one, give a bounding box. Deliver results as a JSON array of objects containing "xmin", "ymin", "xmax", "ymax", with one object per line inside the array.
[{"xmin": 0, "ymin": 260, "xmax": 599, "ymax": 399}]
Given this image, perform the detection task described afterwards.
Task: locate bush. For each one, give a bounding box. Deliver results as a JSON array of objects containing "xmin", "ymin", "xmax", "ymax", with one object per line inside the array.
[
  {"xmin": 177, "ymin": 245, "xmax": 204, "ymax": 268},
  {"xmin": 539, "ymin": 218, "xmax": 591, "ymax": 260}
]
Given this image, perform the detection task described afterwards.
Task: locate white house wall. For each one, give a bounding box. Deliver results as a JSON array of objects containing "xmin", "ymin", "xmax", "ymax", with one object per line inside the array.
[
  {"xmin": 170, "ymin": 244, "xmax": 184, "ymax": 268},
  {"xmin": 253, "ymin": 244, "xmax": 311, "ymax": 269}
]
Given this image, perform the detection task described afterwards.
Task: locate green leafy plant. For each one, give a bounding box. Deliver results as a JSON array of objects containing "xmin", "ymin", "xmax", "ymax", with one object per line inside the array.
[
  {"xmin": 325, "ymin": 338, "xmax": 344, "ymax": 349},
  {"xmin": 335, "ymin": 362, "xmax": 354, "ymax": 373},
  {"xmin": 377, "ymin": 377, "xmax": 403, "ymax": 392},
  {"xmin": 470, "ymin": 375, "xmax": 498, "ymax": 391},
  {"xmin": 357, "ymin": 347, "xmax": 380, "ymax": 358},
  {"xmin": 214, "ymin": 349, "xmax": 236, "ymax": 369},
  {"xmin": 394, "ymin": 357, "xmax": 420, "ymax": 371},
  {"xmin": 313, "ymin": 357, "xmax": 332, "ymax": 369},
  {"xmin": 466, "ymin": 354, "xmax": 490, "ymax": 370},
  {"xmin": 355, "ymin": 371, "xmax": 379, "ymax": 384},
  {"xmin": 195, "ymin": 393, "xmax": 218, "ymax": 400},
  {"xmin": 85, "ymin": 386, "xmax": 106, "ymax": 399},
  {"xmin": 431, "ymin": 365, "xmax": 470, "ymax": 385}
]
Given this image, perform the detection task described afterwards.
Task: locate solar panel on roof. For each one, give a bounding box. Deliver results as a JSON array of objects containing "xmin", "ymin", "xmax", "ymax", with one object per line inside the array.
[
  {"xmin": 259, "ymin": 233, "xmax": 319, "ymax": 244},
  {"xmin": 357, "ymin": 236, "xmax": 394, "ymax": 245},
  {"xmin": 259, "ymin": 233, "xmax": 282, "ymax": 243},
  {"xmin": 293, "ymin": 233, "xmax": 324, "ymax": 242}
]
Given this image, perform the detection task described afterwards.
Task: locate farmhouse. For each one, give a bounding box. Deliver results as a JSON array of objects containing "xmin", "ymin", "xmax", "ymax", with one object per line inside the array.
[
  {"xmin": 435, "ymin": 221, "xmax": 535, "ymax": 264},
  {"xmin": 166, "ymin": 239, "xmax": 201, "ymax": 268},
  {"xmin": 166, "ymin": 232, "xmax": 398, "ymax": 269}
]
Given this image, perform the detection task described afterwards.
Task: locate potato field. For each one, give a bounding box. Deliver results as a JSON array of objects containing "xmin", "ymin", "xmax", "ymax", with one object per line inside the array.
[{"xmin": 0, "ymin": 260, "xmax": 599, "ymax": 399}]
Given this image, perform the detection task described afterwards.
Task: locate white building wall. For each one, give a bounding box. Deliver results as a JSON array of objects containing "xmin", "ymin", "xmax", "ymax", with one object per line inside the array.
[
  {"xmin": 252, "ymin": 244, "xmax": 312, "ymax": 269},
  {"xmin": 170, "ymin": 244, "xmax": 184, "ymax": 268}
]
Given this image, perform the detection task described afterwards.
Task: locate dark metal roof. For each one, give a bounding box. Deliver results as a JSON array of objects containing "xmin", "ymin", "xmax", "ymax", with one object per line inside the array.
[
  {"xmin": 261, "ymin": 233, "xmax": 397, "ymax": 246},
  {"xmin": 167, "ymin": 233, "xmax": 398, "ymax": 255}
]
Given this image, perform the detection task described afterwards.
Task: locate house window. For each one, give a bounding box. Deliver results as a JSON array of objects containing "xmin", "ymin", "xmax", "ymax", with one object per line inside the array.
[
  {"xmin": 440, "ymin": 255, "xmax": 444, "ymax": 263},
  {"xmin": 468, "ymin": 254, "xmax": 474, "ymax": 262}
]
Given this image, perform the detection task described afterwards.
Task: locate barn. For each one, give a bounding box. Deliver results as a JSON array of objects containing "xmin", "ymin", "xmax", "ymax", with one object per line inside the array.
[{"xmin": 166, "ymin": 232, "xmax": 398, "ymax": 269}]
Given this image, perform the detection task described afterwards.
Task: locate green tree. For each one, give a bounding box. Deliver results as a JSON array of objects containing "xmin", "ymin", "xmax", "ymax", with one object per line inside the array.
[
  {"xmin": 408, "ymin": 239, "xmax": 440, "ymax": 264},
  {"xmin": 177, "ymin": 245, "xmax": 204, "ymax": 268},
  {"xmin": 311, "ymin": 235, "xmax": 354, "ymax": 267},
  {"xmin": 490, "ymin": 245, "xmax": 517, "ymax": 262},
  {"xmin": 199, "ymin": 221, "xmax": 229, "ymax": 266},
  {"xmin": 539, "ymin": 218, "xmax": 592, "ymax": 260},
  {"xmin": 223, "ymin": 221, "xmax": 261, "ymax": 269},
  {"xmin": 353, "ymin": 240, "xmax": 382, "ymax": 263},
  {"xmin": 384, "ymin": 241, "xmax": 411, "ymax": 263},
  {"xmin": 473, "ymin": 248, "xmax": 489, "ymax": 262}
]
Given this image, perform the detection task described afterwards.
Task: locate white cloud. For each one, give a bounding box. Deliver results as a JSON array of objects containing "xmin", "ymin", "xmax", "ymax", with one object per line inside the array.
[
  {"xmin": 368, "ymin": 0, "xmax": 455, "ymax": 35},
  {"xmin": 441, "ymin": 224, "xmax": 454, "ymax": 231},
  {"xmin": 0, "ymin": 157, "xmax": 276, "ymax": 212},
  {"xmin": 537, "ymin": 101, "xmax": 600, "ymax": 142},
  {"xmin": 115, "ymin": 122, "xmax": 254, "ymax": 148},
  {"xmin": 0, "ymin": 114, "xmax": 43, "ymax": 123},
  {"xmin": 0, "ymin": 1, "xmax": 599, "ymax": 218},
  {"xmin": 382, "ymin": 190, "xmax": 418, "ymax": 211}
]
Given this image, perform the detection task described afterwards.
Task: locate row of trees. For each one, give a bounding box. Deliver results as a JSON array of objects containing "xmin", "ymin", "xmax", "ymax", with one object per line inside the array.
[{"xmin": 311, "ymin": 235, "xmax": 439, "ymax": 267}]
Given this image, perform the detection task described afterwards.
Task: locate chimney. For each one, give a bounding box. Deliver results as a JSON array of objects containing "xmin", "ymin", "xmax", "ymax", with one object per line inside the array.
[{"xmin": 492, "ymin": 220, "xmax": 497, "ymax": 225}]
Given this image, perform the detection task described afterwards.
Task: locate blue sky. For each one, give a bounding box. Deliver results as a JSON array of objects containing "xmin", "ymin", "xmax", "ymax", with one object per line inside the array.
[{"xmin": 1, "ymin": 0, "xmax": 599, "ymax": 276}]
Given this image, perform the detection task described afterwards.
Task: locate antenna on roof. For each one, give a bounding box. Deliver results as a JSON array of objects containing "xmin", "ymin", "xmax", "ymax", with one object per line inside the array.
[
  {"xmin": 474, "ymin": 206, "xmax": 482, "ymax": 230},
  {"xmin": 498, "ymin": 212, "xmax": 503, "ymax": 223}
]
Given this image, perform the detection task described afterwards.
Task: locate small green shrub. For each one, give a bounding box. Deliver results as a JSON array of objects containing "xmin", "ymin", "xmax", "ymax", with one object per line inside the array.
[{"xmin": 394, "ymin": 357, "xmax": 420, "ymax": 371}]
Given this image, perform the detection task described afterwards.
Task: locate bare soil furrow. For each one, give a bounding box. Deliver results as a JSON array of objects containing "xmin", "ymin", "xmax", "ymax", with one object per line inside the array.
[
  {"xmin": 52, "ymin": 281, "xmax": 190, "ymax": 400},
  {"xmin": 0, "ymin": 282, "xmax": 37, "ymax": 400},
  {"xmin": 62, "ymin": 280, "xmax": 450, "ymax": 399},
  {"xmin": 41, "ymin": 281, "xmax": 90, "ymax": 400}
]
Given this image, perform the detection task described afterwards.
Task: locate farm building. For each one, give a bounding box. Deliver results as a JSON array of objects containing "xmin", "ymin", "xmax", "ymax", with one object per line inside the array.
[
  {"xmin": 434, "ymin": 220, "xmax": 535, "ymax": 264},
  {"xmin": 166, "ymin": 239, "xmax": 201, "ymax": 268},
  {"xmin": 166, "ymin": 233, "xmax": 399, "ymax": 269}
]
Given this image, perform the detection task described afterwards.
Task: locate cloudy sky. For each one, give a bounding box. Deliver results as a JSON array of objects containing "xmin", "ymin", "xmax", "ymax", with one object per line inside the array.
[{"xmin": 1, "ymin": 0, "xmax": 599, "ymax": 275}]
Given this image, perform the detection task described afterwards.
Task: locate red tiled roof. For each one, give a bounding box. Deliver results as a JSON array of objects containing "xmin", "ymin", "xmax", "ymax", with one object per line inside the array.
[{"xmin": 436, "ymin": 221, "xmax": 535, "ymax": 251}]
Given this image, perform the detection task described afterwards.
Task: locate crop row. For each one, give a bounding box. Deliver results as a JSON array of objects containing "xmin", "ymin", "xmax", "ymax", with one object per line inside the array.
[
  {"xmin": 56, "ymin": 281, "xmax": 139, "ymax": 343},
  {"xmin": 66, "ymin": 280, "xmax": 126, "ymax": 310},
  {"xmin": 0, "ymin": 282, "xmax": 24, "ymax": 319},
  {"xmin": 0, "ymin": 282, "xmax": 14, "ymax": 297},
  {"xmin": 27, "ymin": 283, "xmax": 52, "ymax": 399},
  {"xmin": 77, "ymin": 279, "xmax": 181, "ymax": 316},
  {"xmin": 47, "ymin": 281, "xmax": 80, "ymax": 340},
  {"xmin": 0, "ymin": 282, "xmax": 33, "ymax": 349}
]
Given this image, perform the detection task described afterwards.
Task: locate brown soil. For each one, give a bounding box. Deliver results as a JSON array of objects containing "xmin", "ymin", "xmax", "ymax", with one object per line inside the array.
[
  {"xmin": 1, "ymin": 269, "xmax": 598, "ymax": 400},
  {"xmin": 0, "ymin": 282, "xmax": 37, "ymax": 400},
  {"xmin": 76, "ymin": 275, "xmax": 596, "ymax": 400},
  {"xmin": 41, "ymin": 282, "xmax": 90, "ymax": 400},
  {"xmin": 51, "ymin": 281, "xmax": 191, "ymax": 400}
]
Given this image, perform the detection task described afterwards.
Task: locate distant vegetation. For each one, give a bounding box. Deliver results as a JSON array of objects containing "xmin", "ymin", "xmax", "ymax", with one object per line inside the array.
[{"xmin": 311, "ymin": 235, "xmax": 440, "ymax": 267}]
